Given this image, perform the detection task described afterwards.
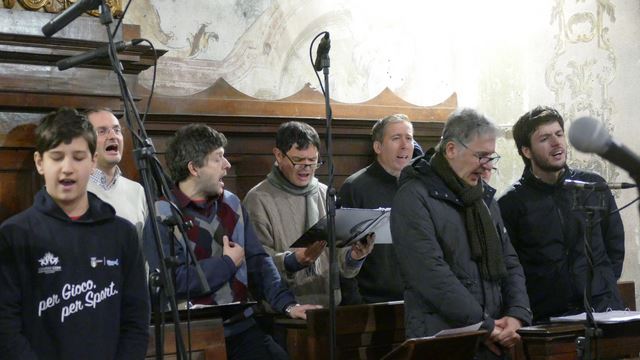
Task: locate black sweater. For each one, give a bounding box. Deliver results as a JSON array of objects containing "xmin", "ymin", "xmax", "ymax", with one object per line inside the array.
[
  {"xmin": 0, "ymin": 189, "xmax": 149, "ymax": 359},
  {"xmin": 338, "ymin": 160, "xmax": 404, "ymax": 304}
]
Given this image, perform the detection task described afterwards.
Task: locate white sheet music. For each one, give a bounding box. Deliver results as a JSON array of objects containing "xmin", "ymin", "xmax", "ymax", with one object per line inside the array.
[
  {"xmin": 434, "ymin": 321, "xmax": 483, "ymax": 337},
  {"xmin": 550, "ymin": 310, "xmax": 640, "ymax": 324}
]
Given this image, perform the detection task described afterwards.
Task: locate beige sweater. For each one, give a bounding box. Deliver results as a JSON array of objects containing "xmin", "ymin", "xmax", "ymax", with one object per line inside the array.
[
  {"xmin": 87, "ymin": 176, "xmax": 147, "ymax": 241},
  {"xmin": 243, "ymin": 179, "xmax": 361, "ymax": 307}
]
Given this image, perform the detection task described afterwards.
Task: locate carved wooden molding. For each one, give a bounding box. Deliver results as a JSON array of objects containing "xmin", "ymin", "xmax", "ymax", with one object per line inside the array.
[{"xmin": 141, "ymin": 78, "xmax": 457, "ymax": 123}]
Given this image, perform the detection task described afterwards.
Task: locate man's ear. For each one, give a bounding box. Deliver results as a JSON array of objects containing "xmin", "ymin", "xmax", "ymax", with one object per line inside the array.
[
  {"xmin": 34, "ymin": 151, "xmax": 44, "ymax": 175},
  {"xmin": 373, "ymin": 141, "xmax": 382, "ymax": 155},
  {"xmin": 521, "ymin": 146, "xmax": 532, "ymax": 160},
  {"xmin": 273, "ymin": 147, "xmax": 284, "ymax": 166},
  {"xmin": 444, "ymin": 141, "xmax": 457, "ymax": 160},
  {"xmin": 187, "ymin": 161, "xmax": 199, "ymax": 177}
]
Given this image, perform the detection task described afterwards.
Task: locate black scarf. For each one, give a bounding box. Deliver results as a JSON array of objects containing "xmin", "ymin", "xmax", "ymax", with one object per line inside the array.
[{"xmin": 430, "ymin": 152, "xmax": 507, "ymax": 281}]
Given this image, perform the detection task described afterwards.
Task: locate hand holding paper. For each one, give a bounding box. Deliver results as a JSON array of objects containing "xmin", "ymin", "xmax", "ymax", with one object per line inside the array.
[
  {"xmin": 350, "ymin": 233, "xmax": 375, "ymax": 260},
  {"xmin": 293, "ymin": 240, "xmax": 327, "ymax": 266},
  {"xmin": 289, "ymin": 208, "xmax": 391, "ymax": 248}
]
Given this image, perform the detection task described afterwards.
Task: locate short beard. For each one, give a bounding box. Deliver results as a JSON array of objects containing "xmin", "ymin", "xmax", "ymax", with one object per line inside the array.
[{"xmin": 531, "ymin": 154, "xmax": 565, "ymax": 173}]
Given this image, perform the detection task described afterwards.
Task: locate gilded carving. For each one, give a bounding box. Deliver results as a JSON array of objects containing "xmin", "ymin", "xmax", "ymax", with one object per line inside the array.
[
  {"xmin": 546, "ymin": 0, "xmax": 617, "ymax": 182},
  {"xmin": 7, "ymin": 0, "xmax": 122, "ymax": 16},
  {"xmin": 17, "ymin": 0, "xmax": 48, "ymax": 10}
]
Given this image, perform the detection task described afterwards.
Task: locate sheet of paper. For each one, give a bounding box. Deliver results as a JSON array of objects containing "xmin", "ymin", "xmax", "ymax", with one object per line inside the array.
[
  {"xmin": 434, "ymin": 321, "xmax": 483, "ymax": 337},
  {"xmin": 550, "ymin": 310, "xmax": 640, "ymax": 324}
]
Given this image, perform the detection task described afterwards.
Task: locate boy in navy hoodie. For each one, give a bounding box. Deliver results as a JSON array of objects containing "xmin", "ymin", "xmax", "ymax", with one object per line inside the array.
[{"xmin": 0, "ymin": 108, "xmax": 150, "ymax": 359}]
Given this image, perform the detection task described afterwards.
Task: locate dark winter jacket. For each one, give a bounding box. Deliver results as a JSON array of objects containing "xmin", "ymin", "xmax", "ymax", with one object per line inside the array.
[
  {"xmin": 391, "ymin": 156, "xmax": 531, "ymax": 348},
  {"xmin": 498, "ymin": 167, "xmax": 624, "ymax": 322},
  {"xmin": 0, "ymin": 189, "xmax": 150, "ymax": 360}
]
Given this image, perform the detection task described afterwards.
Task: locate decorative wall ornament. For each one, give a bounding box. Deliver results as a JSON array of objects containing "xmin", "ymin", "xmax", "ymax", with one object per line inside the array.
[
  {"xmin": 546, "ymin": 0, "xmax": 618, "ymax": 181},
  {"xmin": 17, "ymin": 0, "xmax": 48, "ymax": 11},
  {"xmin": 3, "ymin": 0, "xmax": 122, "ymax": 16}
]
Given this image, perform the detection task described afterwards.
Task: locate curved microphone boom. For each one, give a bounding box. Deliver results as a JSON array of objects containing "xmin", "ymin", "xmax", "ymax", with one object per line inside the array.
[
  {"xmin": 569, "ymin": 116, "xmax": 640, "ymax": 181},
  {"xmin": 313, "ymin": 33, "xmax": 331, "ymax": 72}
]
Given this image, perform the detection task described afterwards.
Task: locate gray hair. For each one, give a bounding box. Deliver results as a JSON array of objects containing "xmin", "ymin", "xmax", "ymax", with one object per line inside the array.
[
  {"xmin": 371, "ymin": 114, "xmax": 412, "ymax": 143},
  {"xmin": 435, "ymin": 108, "xmax": 498, "ymax": 153}
]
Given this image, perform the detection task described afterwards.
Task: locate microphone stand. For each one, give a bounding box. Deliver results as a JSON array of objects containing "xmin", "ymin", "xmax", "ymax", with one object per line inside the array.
[
  {"xmin": 322, "ymin": 54, "xmax": 339, "ymax": 360},
  {"xmin": 93, "ymin": 2, "xmax": 210, "ymax": 358},
  {"xmin": 571, "ymin": 189, "xmax": 606, "ymax": 360},
  {"xmin": 312, "ymin": 31, "xmax": 337, "ymax": 360}
]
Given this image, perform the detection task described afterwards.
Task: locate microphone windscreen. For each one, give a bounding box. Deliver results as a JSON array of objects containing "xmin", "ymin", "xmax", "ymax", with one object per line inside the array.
[{"xmin": 569, "ymin": 116, "xmax": 610, "ymax": 154}]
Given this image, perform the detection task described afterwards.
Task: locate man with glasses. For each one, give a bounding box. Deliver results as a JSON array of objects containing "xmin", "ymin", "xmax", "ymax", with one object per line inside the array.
[
  {"xmin": 243, "ymin": 121, "xmax": 374, "ymax": 307},
  {"xmin": 391, "ymin": 108, "xmax": 531, "ymax": 358},
  {"xmin": 498, "ymin": 106, "xmax": 624, "ymax": 323},
  {"xmin": 86, "ymin": 108, "xmax": 147, "ymax": 239}
]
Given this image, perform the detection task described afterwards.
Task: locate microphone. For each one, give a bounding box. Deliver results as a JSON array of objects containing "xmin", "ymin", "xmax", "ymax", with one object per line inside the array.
[
  {"xmin": 563, "ymin": 179, "xmax": 636, "ymax": 191},
  {"xmin": 41, "ymin": 0, "xmax": 102, "ymax": 37},
  {"xmin": 56, "ymin": 39, "xmax": 143, "ymax": 71},
  {"xmin": 569, "ymin": 116, "xmax": 640, "ymax": 180},
  {"xmin": 313, "ymin": 32, "xmax": 331, "ymax": 71}
]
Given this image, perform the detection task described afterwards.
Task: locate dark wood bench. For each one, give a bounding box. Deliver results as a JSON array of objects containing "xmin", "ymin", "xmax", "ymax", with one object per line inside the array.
[{"xmin": 274, "ymin": 302, "xmax": 405, "ymax": 360}]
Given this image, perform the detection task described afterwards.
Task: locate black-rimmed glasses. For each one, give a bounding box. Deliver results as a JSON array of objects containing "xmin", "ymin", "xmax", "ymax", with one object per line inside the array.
[
  {"xmin": 283, "ymin": 152, "xmax": 324, "ymax": 170},
  {"xmin": 457, "ymin": 141, "xmax": 501, "ymax": 165}
]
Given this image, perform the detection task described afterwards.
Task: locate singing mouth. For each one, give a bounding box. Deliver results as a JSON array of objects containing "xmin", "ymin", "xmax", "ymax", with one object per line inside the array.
[{"xmin": 105, "ymin": 143, "xmax": 119, "ymax": 153}]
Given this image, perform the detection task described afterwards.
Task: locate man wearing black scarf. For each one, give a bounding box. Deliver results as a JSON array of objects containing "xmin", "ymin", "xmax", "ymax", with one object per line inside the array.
[{"xmin": 391, "ymin": 108, "xmax": 531, "ymax": 359}]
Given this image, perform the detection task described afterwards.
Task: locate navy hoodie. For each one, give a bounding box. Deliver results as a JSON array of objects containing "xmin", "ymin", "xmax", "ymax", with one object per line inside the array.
[{"xmin": 0, "ymin": 189, "xmax": 150, "ymax": 359}]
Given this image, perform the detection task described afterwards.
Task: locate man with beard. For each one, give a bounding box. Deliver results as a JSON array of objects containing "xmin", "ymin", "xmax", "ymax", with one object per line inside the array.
[
  {"xmin": 498, "ymin": 106, "xmax": 625, "ymax": 323},
  {"xmin": 338, "ymin": 114, "xmax": 414, "ymax": 304},
  {"xmin": 86, "ymin": 109, "xmax": 147, "ymax": 239},
  {"xmin": 243, "ymin": 121, "xmax": 374, "ymax": 307}
]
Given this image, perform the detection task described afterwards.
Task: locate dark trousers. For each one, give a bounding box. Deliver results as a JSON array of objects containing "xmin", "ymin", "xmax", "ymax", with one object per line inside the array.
[{"xmin": 225, "ymin": 324, "xmax": 289, "ymax": 360}]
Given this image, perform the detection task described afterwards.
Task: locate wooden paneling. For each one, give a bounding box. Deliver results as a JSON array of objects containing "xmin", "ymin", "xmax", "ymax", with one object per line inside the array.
[
  {"xmin": 0, "ymin": 112, "xmax": 445, "ymax": 223},
  {"xmin": 0, "ymin": 10, "xmax": 450, "ymax": 222}
]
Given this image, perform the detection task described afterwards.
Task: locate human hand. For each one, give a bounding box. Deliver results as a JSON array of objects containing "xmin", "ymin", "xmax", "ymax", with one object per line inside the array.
[
  {"xmin": 294, "ymin": 240, "xmax": 326, "ymax": 266},
  {"xmin": 223, "ymin": 235, "xmax": 245, "ymax": 267},
  {"xmin": 484, "ymin": 326, "xmax": 502, "ymax": 356},
  {"xmin": 493, "ymin": 316, "xmax": 522, "ymax": 348},
  {"xmin": 350, "ymin": 233, "xmax": 375, "ymax": 260},
  {"xmin": 287, "ymin": 304, "xmax": 323, "ymax": 320}
]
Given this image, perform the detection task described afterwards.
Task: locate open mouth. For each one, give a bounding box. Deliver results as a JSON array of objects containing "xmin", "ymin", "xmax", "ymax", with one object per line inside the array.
[
  {"xmin": 59, "ymin": 179, "xmax": 76, "ymax": 188},
  {"xmin": 551, "ymin": 149, "xmax": 564, "ymax": 160},
  {"xmin": 105, "ymin": 143, "xmax": 119, "ymax": 154},
  {"xmin": 297, "ymin": 172, "xmax": 311, "ymax": 181}
]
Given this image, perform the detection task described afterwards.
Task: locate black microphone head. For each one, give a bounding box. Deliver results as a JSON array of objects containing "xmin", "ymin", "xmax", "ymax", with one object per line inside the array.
[
  {"xmin": 313, "ymin": 32, "xmax": 331, "ymax": 71},
  {"xmin": 569, "ymin": 116, "xmax": 611, "ymax": 154}
]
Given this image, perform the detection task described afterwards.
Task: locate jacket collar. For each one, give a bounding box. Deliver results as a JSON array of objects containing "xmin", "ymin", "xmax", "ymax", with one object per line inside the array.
[
  {"xmin": 34, "ymin": 188, "xmax": 115, "ymax": 223},
  {"xmin": 521, "ymin": 165, "xmax": 574, "ymax": 191}
]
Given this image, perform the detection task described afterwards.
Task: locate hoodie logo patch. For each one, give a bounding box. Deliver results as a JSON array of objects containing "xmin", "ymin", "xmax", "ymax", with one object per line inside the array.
[
  {"xmin": 38, "ymin": 252, "xmax": 62, "ymax": 274},
  {"xmin": 90, "ymin": 257, "xmax": 120, "ymax": 268}
]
